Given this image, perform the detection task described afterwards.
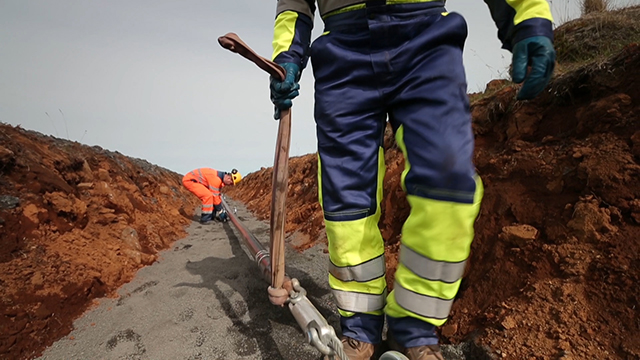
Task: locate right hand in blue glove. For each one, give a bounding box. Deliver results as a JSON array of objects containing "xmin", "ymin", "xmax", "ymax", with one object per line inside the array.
[
  {"xmin": 270, "ymin": 63, "xmax": 301, "ymax": 120},
  {"xmin": 512, "ymin": 36, "xmax": 556, "ymax": 100},
  {"xmin": 215, "ymin": 209, "xmax": 229, "ymax": 222}
]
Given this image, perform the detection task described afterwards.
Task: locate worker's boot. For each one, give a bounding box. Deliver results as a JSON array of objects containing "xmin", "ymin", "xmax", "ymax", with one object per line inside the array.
[
  {"xmin": 387, "ymin": 332, "xmax": 444, "ymax": 360},
  {"xmin": 404, "ymin": 345, "xmax": 445, "ymax": 360},
  {"xmin": 199, "ymin": 213, "xmax": 214, "ymax": 225},
  {"xmin": 341, "ymin": 336, "xmax": 375, "ymax": 360}
]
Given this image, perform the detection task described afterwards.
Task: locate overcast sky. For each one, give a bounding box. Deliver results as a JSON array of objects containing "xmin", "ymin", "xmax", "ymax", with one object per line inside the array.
[{"xmin": 0, "ymin": 0, "xmax": 636, "ymax": 176}]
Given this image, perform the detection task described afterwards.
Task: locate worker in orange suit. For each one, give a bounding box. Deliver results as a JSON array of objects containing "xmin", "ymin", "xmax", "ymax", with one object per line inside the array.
[{"xmin": 182, "ymin": 168, "xmax": 242, "ymax": 224}]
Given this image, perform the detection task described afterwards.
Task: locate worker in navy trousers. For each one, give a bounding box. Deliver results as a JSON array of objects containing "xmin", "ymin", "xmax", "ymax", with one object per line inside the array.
[{"xmin": 268, "ymin": 1, "xmax": 556, "ymax": 358}]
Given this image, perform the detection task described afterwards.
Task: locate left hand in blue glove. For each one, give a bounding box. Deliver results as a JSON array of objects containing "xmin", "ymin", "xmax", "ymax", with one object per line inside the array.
[
  {"xmin": 270, "ymin": 63, "xmax": 301, "ymax": 120},
  {"xmin": 215, "ymin": 209, "xmax": 229, "ymax": 222},
  {"xmin": 512, "ymin": 36, "xmax": 556, "ymax": 100}
]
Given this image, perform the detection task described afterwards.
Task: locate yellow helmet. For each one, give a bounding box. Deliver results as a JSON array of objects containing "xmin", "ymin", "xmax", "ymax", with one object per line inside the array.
[{"xmin": 230, "ymin": 168, "xmax": 242, "ymax": 185}]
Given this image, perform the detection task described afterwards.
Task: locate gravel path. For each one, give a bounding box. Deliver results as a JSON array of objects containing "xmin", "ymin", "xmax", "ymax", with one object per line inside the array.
[
  {"xmin": 37, "ymin": 199, "xmax": 338, "ymax": 360},
  {"xmin": 36, "ymin": 198, "xmax": 486, "ymax": 360}
]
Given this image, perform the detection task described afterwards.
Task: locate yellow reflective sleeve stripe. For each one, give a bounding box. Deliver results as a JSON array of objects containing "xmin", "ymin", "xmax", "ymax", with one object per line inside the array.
[
  {"xmin": 505, "ymin": 0, "xmax": 553, "ymax": 25},
  {"xmin": 400, "ymin": 244, "xmax": 466, "ymax": 284},
  {"xmin": 272, "ymin": 11, "xmax": 299, "ymax": 61},
  {"xmin": 331, "ymin": 288, "xmax": 387, "ymax": 313},
  {"xmin": 393, "ymin": 282, "xmax": 453, "ymax": 320},
  {"xmin": 329, "ymin": 254, "xmax": 385, "ymax": 282}
]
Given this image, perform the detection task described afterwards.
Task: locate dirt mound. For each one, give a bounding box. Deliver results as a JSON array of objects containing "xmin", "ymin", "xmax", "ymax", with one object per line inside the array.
[
  {"xmin": 449, "ymin": 41, "xmax": 640, "ymax": 359},
  {"xmin": 226, "ymin": 156, "xmax": 325, "ymax": 250},
  {"xmin": 554, "ymin": 5, "xmax": 640, "ymax": 66},
  {"xmin": 226, "ymin": 12, "xmax": 640, "ymax": 360},
  {"xmin": 0, "ymin": 124, "xmax": 199, "ymax": 359}
]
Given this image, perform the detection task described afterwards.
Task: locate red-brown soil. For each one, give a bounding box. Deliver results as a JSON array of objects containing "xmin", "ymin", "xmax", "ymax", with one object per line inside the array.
[
  {"xmin": 226, "ymin": 12, "xmax": 640, "ymax": 360},
  {"xmin": 2, "ymin": 7, "xmax": 639, "ymax": 360},
  {"xmin": 0, "ymin": 125, "xmax": 199, "ymax": 359}
]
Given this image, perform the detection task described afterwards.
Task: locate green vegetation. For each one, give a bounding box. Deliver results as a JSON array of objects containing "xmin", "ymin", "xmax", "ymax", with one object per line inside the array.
[
  {"xmin": 582, "ymin": 0, "xmax": 610, "ymax": 15},
  {"xmin": 554, "ymin": 6, "xmax": 640, "ymax": 72}
]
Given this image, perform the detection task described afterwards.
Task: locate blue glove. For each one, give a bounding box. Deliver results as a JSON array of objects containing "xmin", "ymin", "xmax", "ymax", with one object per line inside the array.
[
  {"xmin": 215, "ymin": 209, "xmax": 229, "ymax": 222},
  {"xmin": 270, "ymin": 63, "xmax": 301, "ymax": 120},
  {"xmin": 512, "ymin": 36, "xmax": 556, "ymax": 100}
]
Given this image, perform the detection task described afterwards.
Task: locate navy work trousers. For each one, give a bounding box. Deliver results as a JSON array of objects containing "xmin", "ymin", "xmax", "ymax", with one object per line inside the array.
[{"xmin": 310, "ymin": 2, "xmax": 478, "ymax": 347}]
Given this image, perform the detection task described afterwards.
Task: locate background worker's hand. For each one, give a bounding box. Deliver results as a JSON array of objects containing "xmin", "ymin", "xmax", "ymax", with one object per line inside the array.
[
  {"xmin": 215, "ymin": 209, "xmax": 229, "ymax": 222},
  {"xmin": 512, "ymin": 36, "xmax": 556, "ymax": 100},
  {"xmin": 270, "ymin": 63, "xmax": 301, "ymax": 120}
]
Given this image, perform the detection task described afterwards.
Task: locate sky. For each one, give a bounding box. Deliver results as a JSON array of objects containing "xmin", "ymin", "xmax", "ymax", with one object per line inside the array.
[{"xmin": 0, "ymin": 0, "xmax": 636, "ymax": 177}]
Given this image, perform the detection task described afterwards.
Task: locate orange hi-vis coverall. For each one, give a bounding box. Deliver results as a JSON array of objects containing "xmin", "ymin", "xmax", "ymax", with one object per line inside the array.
[{"xmin": 182, "ymin": 168, "xmax": 226, "ymax": 222}]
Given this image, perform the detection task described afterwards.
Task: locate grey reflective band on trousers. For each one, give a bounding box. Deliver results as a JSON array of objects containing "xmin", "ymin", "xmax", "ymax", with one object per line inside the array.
[
  {"xmin": 394, "ymin": 283, "xmax": 453, "ymax": 320},
  {"xmin": 329, "ymin": 255, "xmax": 385, "ymax": 282},
  {"xmin": 400, "ymin": 244, "xmax": 467, "ymax": 284},
  {"xmin": 332, "ymin": 288, "xmax": 387, "ymax": 313},
  {"xmin": 202, "ymin": 204, "xmax": 213, "ymax": 215}
]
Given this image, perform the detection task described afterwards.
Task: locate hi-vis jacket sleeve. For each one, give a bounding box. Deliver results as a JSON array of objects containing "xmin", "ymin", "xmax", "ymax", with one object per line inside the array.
[
  {"xmin": 484, "ymin": 0, "xmax": 554, "ymax": 51},
  {"xmin": 272, "ymin": 0, "xmax": 315, "ymax": 68}
]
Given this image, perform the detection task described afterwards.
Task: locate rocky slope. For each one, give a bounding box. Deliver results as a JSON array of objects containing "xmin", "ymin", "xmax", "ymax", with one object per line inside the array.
[{"xmin": 0, "ymin": 124, "xmax": 199, "ymax": 359}]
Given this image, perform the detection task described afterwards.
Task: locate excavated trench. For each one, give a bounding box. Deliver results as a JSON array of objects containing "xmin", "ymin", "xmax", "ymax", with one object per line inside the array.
[{"xmin": 226, "ymin": 40, "xmax": 640, "ymax": 359}]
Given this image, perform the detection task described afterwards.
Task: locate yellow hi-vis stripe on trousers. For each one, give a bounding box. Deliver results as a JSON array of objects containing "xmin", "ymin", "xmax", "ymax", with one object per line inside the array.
[
  {"xmin": 383, "ymin": 125, "xmax": 483, "ymax": 326},
  {"xmin": 320, "ymin": 149, "xmax": 388, "ymax": 316},
  {"xmin": 329, "ymin": 254, "xmax": 387, "ymax": 314},
  {"xmin": 385, "ymin": 178, "xmax": 483, "ymax": 326}
]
